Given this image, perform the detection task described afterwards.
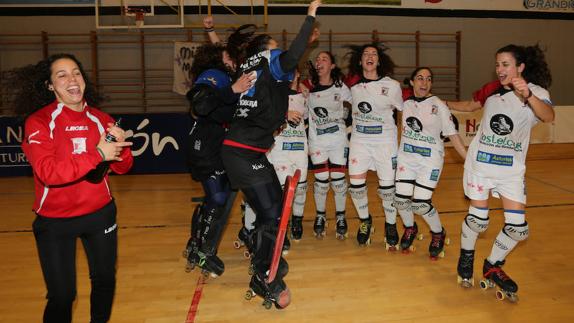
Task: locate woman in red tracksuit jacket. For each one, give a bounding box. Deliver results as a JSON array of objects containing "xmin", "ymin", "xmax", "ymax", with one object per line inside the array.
[{"xmin": 9, "ymin": 53, "xmax": 133, "ymax": 323}]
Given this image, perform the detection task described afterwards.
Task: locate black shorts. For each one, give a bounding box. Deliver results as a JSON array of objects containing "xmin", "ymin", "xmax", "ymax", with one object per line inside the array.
[
  {"xmin": 187, "ymin": 124, "xmax": 225, "ymax": 181},
  {"xmin": 221, "ymin": 145, "xmax": 276, "ymax": 190}
]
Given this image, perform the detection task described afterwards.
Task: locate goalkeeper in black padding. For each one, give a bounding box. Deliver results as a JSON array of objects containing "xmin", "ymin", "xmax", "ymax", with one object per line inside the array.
[{"xmin": 182, "ymin": 42, "xmax": 254, "ymax": 277}]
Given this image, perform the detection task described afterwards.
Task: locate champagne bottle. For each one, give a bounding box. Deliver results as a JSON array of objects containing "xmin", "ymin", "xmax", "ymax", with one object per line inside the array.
[{"xmin": 86, "ymin": 118, "xmax": 122, "ymax": 183}]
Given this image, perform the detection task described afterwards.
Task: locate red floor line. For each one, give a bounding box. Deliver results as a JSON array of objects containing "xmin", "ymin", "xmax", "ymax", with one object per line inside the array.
[{"xmin": 185, "ymin": 275, "xmax": 206, "ymax": 323}]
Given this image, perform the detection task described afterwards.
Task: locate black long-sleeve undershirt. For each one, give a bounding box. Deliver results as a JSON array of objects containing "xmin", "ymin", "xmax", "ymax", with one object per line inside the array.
[{"xmin": 279, "ymin": 15, "xmax": 315, "ymax": 73}]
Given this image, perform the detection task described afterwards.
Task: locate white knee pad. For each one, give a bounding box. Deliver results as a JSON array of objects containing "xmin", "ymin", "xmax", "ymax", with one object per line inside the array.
[
  {"xmin": 313, "ymin": 179, "xmax": 329, "ymax": 196},
  {"xmin": 464, "ymin": 212, "xmax": 490, "ymax": 234},
  {"xmin": 296, "ymin": 181, "xmax": 308, "ymax": 197},
  {"xmin": 377, "ymin": 185, "xmax": 395, "ymax": 202},
  {"xmin": 412, "ymin": 199, "xmax": 433, "ymax": 216},
  {"xmin": 330, "ymin": 176, "xmax": 348, "ymax": 194},
  {"xmin": 394, "ymin": 194, "xmax": 412, "ymax": 211},
  {"xmin": 503, "ymin": 222, "xmax": 529, "ymax": 241},
  {"xmin": 349, "ymin": 183, "xmax": 367, "ymax": 200}
]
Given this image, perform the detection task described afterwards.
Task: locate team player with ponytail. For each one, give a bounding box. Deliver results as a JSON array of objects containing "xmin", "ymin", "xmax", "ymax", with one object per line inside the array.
[
  {"xmin": 303, "ymin": 51, "xmax": 352, "ymax": 240},
  {"xmin": 457, "ymin": 44, "xmax": 554, "ymax": 302},
  {"xmin": 395, "ymin": 67, "xmax": 466, "ymax": 258}
]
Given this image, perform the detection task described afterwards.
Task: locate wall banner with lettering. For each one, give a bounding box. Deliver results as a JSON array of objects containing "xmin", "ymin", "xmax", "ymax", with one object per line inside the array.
[
  {"xmin": 0, "ymin": 113, "xmax": 192, "ymax": 177},
  {"xmin": 173, "ymin": 42, "xmax": 202, "ymax": 96}
]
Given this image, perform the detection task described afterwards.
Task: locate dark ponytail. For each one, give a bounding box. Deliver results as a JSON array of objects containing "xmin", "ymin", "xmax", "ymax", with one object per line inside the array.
[
  {"xmin": 497, "ymin": 44, "xmax": 552, "ymax": 89},
  {"xmin": 308, "ymin": 51, "xmax": 344, "ymax": 87}
]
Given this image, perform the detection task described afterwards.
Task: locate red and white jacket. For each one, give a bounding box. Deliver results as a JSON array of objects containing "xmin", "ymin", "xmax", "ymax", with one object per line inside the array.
[{"xmin": 21, "ymin": 100, "xmax": 133, "ymax": 218}]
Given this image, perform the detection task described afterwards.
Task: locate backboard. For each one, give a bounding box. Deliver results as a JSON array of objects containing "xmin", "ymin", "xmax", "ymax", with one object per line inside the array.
[{"xmin": 95, "ymin": 0, "xmax": 184, "ymax": 30}]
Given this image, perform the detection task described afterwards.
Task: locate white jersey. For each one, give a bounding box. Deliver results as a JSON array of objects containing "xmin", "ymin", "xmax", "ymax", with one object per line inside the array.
[
  {"xmin": 398, "ymin": 95, "xmax": 458, "ymax": 166},
  {"xmin": 350, "ymin": 76, "xmax": 403, "ymax": 143},
  {"xmin": 268, "ymin": 91, "xmax": 308, "ymax": 183},
  {"xmin": 307, "ymin": 83, "xmax": 352, "ymax": 145},
  {"xmin": 269, "ymin": 92, "xmax": 308, "ymax": 155},
  {"xmin": 465, "ymin": 83, "xmax": 551, "ymax": 179}
]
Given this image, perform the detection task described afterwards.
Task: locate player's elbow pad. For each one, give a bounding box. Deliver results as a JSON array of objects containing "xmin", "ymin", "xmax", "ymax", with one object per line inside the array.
[{"xmin": 187, "ymin": 84, "xmax": 220, "ymax": 116}]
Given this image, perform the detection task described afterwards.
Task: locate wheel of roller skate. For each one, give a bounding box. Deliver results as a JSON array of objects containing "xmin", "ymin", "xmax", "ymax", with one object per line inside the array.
[
  {"xmin": 244, "ymin": 290, "xmax": 254, "ymax": 300},
  {"xmin": 185, "ymin": 262, "xmax": 195, "ymax": 273},
  {"xmin": 507, "ymin": 293, "xmax": 519, "ymax": 303},
  {"xmin": 479, "ymin": 279, "xmax": 489, "ymax": 290},
  {"xmin": 248, "ymin": 265, "xmax": 254, "ymax": 276},
  {"xmin": 243, "ymin": 250, "xmax": 251, "ymax": 259},
  {"xmin": 495, "ymin": 289, "xmax": 505, "ymax": 301},
  {"xmin": 444, "ymin": 238, "xmax": 451, "ymax": 245},
  {"xmin": 182, "ymin": 249, "xmax": 189, "ymax": 258},
  {"xmin": 263, "ymin": 299, "xmax": 273, "ymax": 310},
  {"xmin": 417, "ymin": 233, "xmax": 424, "ymax": 241},
  {"xmin": 233, "ymin": 240, "xmax": 243, "ymax": 249},
  {"xmin": 282, "ymin": 249, "xmax": 289, "ymax": 256},
  {"xmin": 457, "ymin": 275, "xmax": 474, "ymax": 288}
]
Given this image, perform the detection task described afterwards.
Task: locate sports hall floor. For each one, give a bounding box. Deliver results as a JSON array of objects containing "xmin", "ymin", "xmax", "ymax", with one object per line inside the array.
[{"xmin": 1, "ymin": 145, "xmax": 573, "ymax": 322}]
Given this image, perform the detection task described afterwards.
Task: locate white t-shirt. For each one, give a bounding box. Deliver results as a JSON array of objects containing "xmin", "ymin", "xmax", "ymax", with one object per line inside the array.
[
  {"xmin": 465, "ymin": 83, "xmax": 551, "ymax": 179},
  {"xmin": 399, "ymin": 95, "xmax": 458, "ymax": 166},
  {"xmin": 270, "ymin": 92, "xmax": 308, "ymax": 153},
  {"xmin": 350, "ymin": 76, "xmax": 403, "ymax": 143},
  {"xmin": 307, "ymin": 83, "xmax": 352, "ymax": 144}
]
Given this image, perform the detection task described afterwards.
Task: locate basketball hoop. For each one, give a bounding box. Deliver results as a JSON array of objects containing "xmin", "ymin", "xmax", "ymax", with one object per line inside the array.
[
  {"xmin": 123, "ymin": 7, "xmax": 146, "ymax": 28},
  {"xmin": 135, "ymin": 10, "xmax": 145, "ymax": 27}
]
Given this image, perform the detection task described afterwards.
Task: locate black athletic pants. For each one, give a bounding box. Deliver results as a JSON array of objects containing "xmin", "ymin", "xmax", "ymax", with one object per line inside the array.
[{"xmin": 33, "ymin": 200, "xmax": 118, "ymax": 323}]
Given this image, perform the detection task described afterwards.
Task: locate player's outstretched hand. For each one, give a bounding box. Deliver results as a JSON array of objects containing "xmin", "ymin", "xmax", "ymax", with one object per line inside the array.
[
  {"xmin": 203, "ymin": 16, "xmax": 214, "ymax": 29},
  {"xmin": 308, "ymin": 0, "xmax": 321, "ymax": 17},
  {"xmin": 309, "ymin": 27, "xmax": 320, "ymax": 43}
]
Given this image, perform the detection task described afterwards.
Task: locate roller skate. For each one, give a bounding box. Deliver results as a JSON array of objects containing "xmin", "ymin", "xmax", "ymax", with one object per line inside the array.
[
  {"xmin": 384, "ymin": 222, "xmax": 399, "ymax": 251},
  {"xmin": 182, "ymin": 237, "xmax": 194, "ymax": 259},
  {"xmin": 400, "ymin": 222, "xmax": 419, "ymax": 253},
  {"xmin": 290, "ymin": 216, "xmax": 303, "ymax": 241},
  {"xmin": 233, "ymin": 227, "xmax": 253, "ymax": 259},
  {"xmin": 480, "ymin": 259, "xmax": 519, "ymax": 302},
  {"xmin": 182, "ymin": 203, "xmax": 203, "ymax": 259},
  {"xmin": 282, "ymin": 235, "xmax": 290, "ymax": 256},
  {"xmin": 335, "ymin": 211, "xmax": 348, "ymax": 240},
  {"xmin": 429, "ymin": 228, "xmax": 449, "ymax": 260},
  {"xmin": 245, "ymin": 272, "xmax": 291, "ymax": 309},
  {"xmin": 313, "ymin": 212, "xmax": 327, "ymax": 239},
  {"xmin": 186, "ymin": 250, "xmax": 224, "ymax": 278},
  {"xmin": 457, "ymin": 249, "xmax": 475, "ymax": 288},
  {"xmin": 356, "ymin": 215, "xmax": 373, "ymax": 246},
  {"xmin": 248, "ymin": 256, "xmax": 289, "ymax": 279}
]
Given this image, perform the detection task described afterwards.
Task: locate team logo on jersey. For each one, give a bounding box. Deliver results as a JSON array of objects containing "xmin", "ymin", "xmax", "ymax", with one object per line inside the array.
[
  {"xmin": 406, "ymin": 117, "xmax": 423, "ymax": 132},
  {"xmin": 431, "ymin": 105, "xmax": 438, "ymax": 115},
  {"xmin": 381, "ymin": 87, "xmax": 389, "ymax": 96},
  {"xmin": 490, "ymin": 114, "xmax": 513, "ymax": 135},
  {"xmin": 71, "ymin": 137, "xmax": 87, "ymax": 154},
  {"xmin": 206, "ymin": 77, "xmax": 217, "ymax": 86},
  {"xmin": 357, "ymin": 101, "xmax": 372, "ymax": 114},
  {"xmin": 314, "ymin": 107, "xmax": 329, "ymax": 118},
  {"xmin": 334, "ymin": 93, "xmax": 340, "ymax": 102}
]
